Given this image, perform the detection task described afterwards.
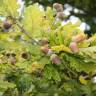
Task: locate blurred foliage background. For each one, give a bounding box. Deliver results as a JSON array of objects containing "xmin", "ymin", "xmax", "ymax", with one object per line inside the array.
[{"xmin": 24, "ymin": 0, "xmax": 96, "ymax": 35}]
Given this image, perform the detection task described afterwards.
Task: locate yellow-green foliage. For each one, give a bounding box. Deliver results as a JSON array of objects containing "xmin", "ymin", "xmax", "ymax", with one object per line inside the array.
[
  {"xmin": 0, "ymin": 0, "xmax": 19, "ymax": 17},
  {"xmin": 0, "ymin": 1, "xmax": 96, "ymax": 96}
]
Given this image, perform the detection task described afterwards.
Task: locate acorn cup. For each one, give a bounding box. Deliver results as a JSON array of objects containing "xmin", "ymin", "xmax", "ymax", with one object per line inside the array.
[
  {"xmin": 53, "ymin": 3, "xmax": 63, "ymax": 12},
  {"xmin": 56, "ymin": 12, "xmax": 65, "ymax": 20},
  {"xmin": 50, "ymin": 54, "xmax": 61, "ymax": 65},
  {"xmin": 21, "ymin": 52, "xmax": 29, "ymax": 59},
  {"xmin": 6, "ymin": 53, "xmax": 11, "ymax": 58},
  {"xmin": 72, "ymin": 33, "xmax": 87, "ymax": 43},
  {"xmin": 69, "ymin": 42, "xmax": 79, "ymax": 53},
  {"xmin": 6, "ymin": 53, "xmax": 16, "ymax": 58}
]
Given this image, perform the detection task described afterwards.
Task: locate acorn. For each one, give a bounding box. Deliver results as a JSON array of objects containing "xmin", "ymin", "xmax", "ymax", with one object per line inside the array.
[
  {"xmin": 53, "ymin": 3, "xmax": 63, "ymax": 12},
  {"xmin": 69, "ymin": 42, "xmax": 79, "ymax": 53},
  {"xmin": 56, "ymin": 12, "xmax": 65, "ymax": 20},
  {"xmin": 40, "ymin": 38, "xmax": 49, "ymax": 46},
  {"xmin": 10, "ymin": 57, "xmax": 17, "ymax": 65},
  {"xmin": 72, "ymin": 33, "xmax": 87, "ymax": 43},
  {"xmin": 50, "ymin": 54, "xmax": 61, "ymax": 64},
  {"xmin": 3, "ymin": 20, "xmax": 12, "ymax": 30},
  {"xmin": 41, "ymin": 45, "xmax": 49, "ymax": 54}
]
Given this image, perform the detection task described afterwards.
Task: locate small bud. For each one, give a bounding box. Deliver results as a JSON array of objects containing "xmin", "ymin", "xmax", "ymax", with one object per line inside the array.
[
  {"xmin": 50, "ymin": 54, "xmax": 61, "ymax": 64},
  {"xmin": 53, "ymin": 3, "xmax": 63, "ymax": 12},
  {"xmin": 41, "ymin": 45, "xmax": 49, "ymax": 54},
  {"xmin": 3, "ymin": 20, "xmax": 12, "ymax": 29},
  {"xmin": 69, "ymin": 42, "xmax": 79, "ymax": 53},
  {"xmin": 56, "ymin": 12, "xmax": 65, "ymax": 20},
  {"xmin": 72, "ymin": 33, "xmax": 87, "ymax": 43}
]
